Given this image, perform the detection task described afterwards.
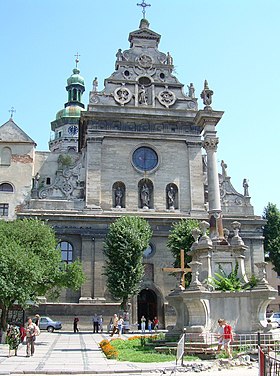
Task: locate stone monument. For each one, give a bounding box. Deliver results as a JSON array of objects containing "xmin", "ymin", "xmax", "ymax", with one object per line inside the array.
[{"xmin": 166, "ymin": 100, "xmax": 277, "ymax": 337}]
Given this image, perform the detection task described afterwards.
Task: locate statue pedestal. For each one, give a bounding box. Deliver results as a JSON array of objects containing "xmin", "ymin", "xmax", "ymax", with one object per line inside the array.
[{"xmin": 167, "ymin": 285, "xmax": 277, "ymax": 337}]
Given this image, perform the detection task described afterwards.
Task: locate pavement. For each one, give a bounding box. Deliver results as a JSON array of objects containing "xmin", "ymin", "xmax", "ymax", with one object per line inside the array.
[{"xmin": 0, "ymin": 331, "xmax": 258, "ymax": 375}]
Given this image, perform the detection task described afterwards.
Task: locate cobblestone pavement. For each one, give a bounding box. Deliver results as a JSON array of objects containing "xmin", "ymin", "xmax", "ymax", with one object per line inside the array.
[{"xmin": 0, "ymin": 331, "xmax": 258, "ymax": 375}]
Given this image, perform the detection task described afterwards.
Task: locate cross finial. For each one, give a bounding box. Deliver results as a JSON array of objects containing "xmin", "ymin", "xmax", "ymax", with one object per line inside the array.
[
  {"xmin": 9, "ymin": 107, "xmax": 16, "ymax": 118},
  {"xmin": 74, "ymin": 52, "xmax": 80, "ymax": 68},
  {"xmin": 137, "ymin": 0, "xmax": 151, "ymax": 19}
]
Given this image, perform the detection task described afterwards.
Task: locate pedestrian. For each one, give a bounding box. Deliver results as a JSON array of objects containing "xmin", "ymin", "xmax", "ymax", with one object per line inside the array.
[
  {"xmin": 141, "ymin": 315, "xmax": 146, "ymax": 333},
  {"xmin": 148, "ymin": 319, "xmax": 152, "ymax": 333},
  {"xmin": 92, "ymin": 314, "xmax": 99, "ymax": 333},
  {"xmin": 110, "ymin": 314, "xmax": 119, "ymax": 337},
  {"xmin": 6, "ymin": 323, "xmax": 21, "ymax": 357},
  {"xmin": 117, "ymin": 315, "xmax": 124, "ymax": 337},
  {"xmin": 73, "ymin": 317, "xmax": 79, "ymax": 333},
  {"xmin": 216, "ymin": 318, "xmax": 224, "ymax": 353},
  {"xmin": 153, "ymin": 316, "xmax": 159, "ymax": 331},
  {"xmin": 222, "ymin": 319, "xmax": 233, "ymax": 359},
  {"xmin": 34, "ymin": 314, "xmax": 40, "ymax": 326},
  {"xmin": 25, "ymin": 317, "xmax": 37, "ymax": 357},
  {"xmin": 19, "ymin": 323, "xmax": 26, "ymax": 343},
  {"xmin": 98, "ymin": 315, "xmax": 103, "ymax": 332}
]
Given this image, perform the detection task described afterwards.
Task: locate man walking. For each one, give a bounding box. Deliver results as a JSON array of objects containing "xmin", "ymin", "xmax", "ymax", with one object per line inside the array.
[
  {"xmin": 25, "ymin": 318, "xmax": 37, "ymax": 357},
  {"xmin": 92, "ymin": 314, "xmax": 99, "ymax": 333}
]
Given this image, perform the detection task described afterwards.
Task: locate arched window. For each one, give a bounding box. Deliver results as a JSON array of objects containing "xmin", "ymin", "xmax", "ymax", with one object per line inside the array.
[
  {"xmin": 112, "ymin": 181, "xmax": 126, "ymax": 208},
  {"xmin": 0, "ymin": 183, "xmax": 13, "ymax": 192},
  {"xmin": 1, "ymin": 147, "xmax": 12, "ymax": 166},
  {"xmin": 57, "ymin": 241, "xmax": 73, "ymax": 264}
]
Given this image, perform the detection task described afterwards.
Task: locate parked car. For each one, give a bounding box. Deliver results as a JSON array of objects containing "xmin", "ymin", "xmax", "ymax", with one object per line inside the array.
[
  {"xmin": 34, "ymin": 316, "xmax": 62, "ymax": 332},
  {"xmin": 269, "ymin": 312, "xmax": 280, "ymax": 327}
]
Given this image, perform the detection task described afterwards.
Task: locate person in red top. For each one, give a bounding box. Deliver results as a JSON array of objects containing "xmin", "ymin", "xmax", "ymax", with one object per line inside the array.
[
  {"xmin": 153, "ymin": 316, "xmax": 159, "ymax": 332},
  {"xmin": 222, "ymin": 319, "xmax": 233, "ymax": 359}
]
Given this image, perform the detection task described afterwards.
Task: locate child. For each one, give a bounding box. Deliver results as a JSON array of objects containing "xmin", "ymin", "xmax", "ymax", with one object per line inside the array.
[
  {"xmin": 222, "ymin": 319, "xmax": 233, "ymax": 359},
  {"xmin": 216, "ymin": 318, "xmax": 224, "ymax": 353}
]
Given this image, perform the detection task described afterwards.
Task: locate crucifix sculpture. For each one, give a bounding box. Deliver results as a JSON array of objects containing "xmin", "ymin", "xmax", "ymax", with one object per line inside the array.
[
  {"xmin": 137, "ymin": 0, "xmax": 151, "ymax": 19},
  {"xmin": 162, "ymin": 249, "xmax": 191, "ymax": 289},
  {"xmin": 74, "ymin": 52, "xmax": 80, "ymax": 68}
]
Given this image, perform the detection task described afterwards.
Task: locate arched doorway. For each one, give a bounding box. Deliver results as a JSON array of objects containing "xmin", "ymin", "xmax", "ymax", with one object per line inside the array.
[{"xmin": 137, "ymin": 289, "xmax": 157, "ymax": 327}]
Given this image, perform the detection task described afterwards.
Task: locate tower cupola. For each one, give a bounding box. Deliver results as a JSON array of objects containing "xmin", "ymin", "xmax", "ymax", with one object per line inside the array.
[{"xmin": 49, "ymin": 54, "xmax": 85, "ymax": 153}]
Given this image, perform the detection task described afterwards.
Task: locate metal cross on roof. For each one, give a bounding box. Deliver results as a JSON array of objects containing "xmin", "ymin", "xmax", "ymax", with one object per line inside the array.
[
  {"xmin": 9, "ymin": 106, "xmax": 16, "ymax": 118},
  {"xmin": 137, "ymin": 0, "xmax": 151, "ymax": 19},
  {"xmin": 74, "ymin": 52, "xmax": 80, "ymax": 68}
]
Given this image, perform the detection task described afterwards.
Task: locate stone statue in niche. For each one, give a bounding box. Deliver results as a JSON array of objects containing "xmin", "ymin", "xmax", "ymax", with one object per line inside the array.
[
  {"xmin": 32, "ymin": 172, "xmax": 40, "ymax": 189},
  {"xmin": 187, "ymin": 83, "xmax": 195, "ymax": 98},
  {"xmin": 243, "ymin": 179, "xmax": 249, "ymax": 197},
  {"xmin": 167, "ymin": 186, "xmax": 175, "ymax": 209},
  {"xmin": 141, "ymin": 184, "xmax": 150, "ymax": 208},
  {"xmin": 138, "ymin": 85, "xmax": 148, "ymax": 105},
  {"xmin": 115, "ymin": 186, "xmax": 123, "ymax": 208}
]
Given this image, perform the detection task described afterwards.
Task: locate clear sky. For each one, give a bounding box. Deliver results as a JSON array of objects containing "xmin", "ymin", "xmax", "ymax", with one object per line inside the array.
[{"xmin": 0, "ymin": 0, "xmax": 279, "ymax": 216}]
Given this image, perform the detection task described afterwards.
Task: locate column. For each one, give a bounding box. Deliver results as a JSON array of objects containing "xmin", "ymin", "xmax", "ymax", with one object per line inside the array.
[{"xmin": 194, "ymin": 110, "xmax": 224, "ymax": 241}]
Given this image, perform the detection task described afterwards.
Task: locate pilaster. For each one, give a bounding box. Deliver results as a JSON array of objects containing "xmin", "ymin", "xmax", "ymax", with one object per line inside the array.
[
  {"xmin": 85, "ymin": 136, "xmax": 103, "ymax": 208},
  {"xmin": 79, "ymin": 235, "xmax": 94, "ymax": 303}
]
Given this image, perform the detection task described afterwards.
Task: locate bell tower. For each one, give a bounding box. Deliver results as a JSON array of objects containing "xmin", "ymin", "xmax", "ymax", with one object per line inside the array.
[{"xmin": 49, "ymin": 54, "xmax": 85, "ymax": 152}]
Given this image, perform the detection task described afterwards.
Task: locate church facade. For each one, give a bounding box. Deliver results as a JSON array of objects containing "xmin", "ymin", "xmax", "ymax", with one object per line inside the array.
[{"xmin": 0, "ymin": 18, "xmax": 265, "ymax": 326}]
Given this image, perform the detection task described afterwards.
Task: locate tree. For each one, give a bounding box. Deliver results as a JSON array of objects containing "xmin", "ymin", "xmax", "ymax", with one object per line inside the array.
[
  {"xmin": 103, "ymin": 216, "xmax": 152, "ymax": 310},
  {"xmin": 167, "ymin": 219, "xmax": 199, "ymax": 286},
  {"xmin": 0, "ymin": 219, "xmax": 85, "ymax": 330},
  {"xmin": 263, "ymin": 203, "xmax": 280, "ymax": 274}
]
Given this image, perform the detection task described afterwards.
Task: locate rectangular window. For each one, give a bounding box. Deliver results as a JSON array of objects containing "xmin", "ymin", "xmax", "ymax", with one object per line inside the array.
[{"xmin": 0, "ymin": 203, "xmax": 8, "ymax": 216}]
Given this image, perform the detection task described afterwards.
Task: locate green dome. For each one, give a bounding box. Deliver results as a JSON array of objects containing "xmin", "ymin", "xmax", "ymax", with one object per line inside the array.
[
  {"xmin": 67, "ymin": 68, "xmax": 85, "ymax": 86},
  {"xmin": 56, "ymin": 105, "xmax": 84, "ymax": 120}
]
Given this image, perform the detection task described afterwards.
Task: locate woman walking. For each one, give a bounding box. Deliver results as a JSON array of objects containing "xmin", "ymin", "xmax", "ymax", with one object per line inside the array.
[{"xmin": 6, "ymin": 324, "xmax": 21, "ymax": 357}]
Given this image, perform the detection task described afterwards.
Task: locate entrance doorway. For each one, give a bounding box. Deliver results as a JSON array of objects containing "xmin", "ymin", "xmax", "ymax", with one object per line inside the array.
[{"xmin": 137, "ymin": 289, "xmax": 157, "ymax": 327}]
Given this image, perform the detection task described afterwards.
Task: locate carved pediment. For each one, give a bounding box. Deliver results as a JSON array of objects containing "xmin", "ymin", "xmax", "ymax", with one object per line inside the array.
[{"xmin": 129, "ymin": 28, "xmax": 161, "ymax": 45}]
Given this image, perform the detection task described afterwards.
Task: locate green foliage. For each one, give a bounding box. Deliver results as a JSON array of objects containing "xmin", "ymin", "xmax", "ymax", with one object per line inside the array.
[
  {"xmin": 0, "ymin": 219, "xmax": 85, "ymax": 329},
  {"xmin": 208, "ymin": 263, "xmax": 242, "ymax": 291},
  {"xmin": 208, "ymin": 263, "xmax": 258, "ymax": 291},
  {"xmin": 103, "ymin": 216, "xmax": 152, "ymax": 309},
  {"xmin": 108, "ymin": 337, "xmax": 176, "ymax": 362},
  {"xmin": 167, "ymin": 219, "xmax": 199, "ymax": 286},
  {"xmin": 58, "ymin": 154, "xmax": 73, "ymax": 167},
  {"xmin": 263, "ymin": 203, "xmax": 280, "ymax": 274},
  {"xmin": 243, "ymin": 274, "xmax": 259, "ymax": 290}
]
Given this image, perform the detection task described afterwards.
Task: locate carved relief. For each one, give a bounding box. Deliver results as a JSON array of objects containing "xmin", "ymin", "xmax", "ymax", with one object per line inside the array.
[
  {"xmin": 38, "ymin": 159, "xmax": 84, "ymax": 200},
  {"xmin": 113, "ymin": 86, "xmax": 132, "ymax": 106},
  {"xmin": 202, "ymin": 137, "xmax": 219, "ymax": 151},
  {"xmin": 89, "ymin": 92, "xmax": 100, "ymax": 104},
  {"xmin": 157, "ymin": 88, "xmax": 176, "ymax": 108},
  {"xmin": 136, "ymin": 54, "xmax": 153, "ymax": 69}
]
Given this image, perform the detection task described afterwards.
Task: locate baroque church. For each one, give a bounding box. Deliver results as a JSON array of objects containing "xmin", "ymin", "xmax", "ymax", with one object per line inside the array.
[{"xmin": 0, "ymin": 14, "xmax": 266, "ymax": 326}]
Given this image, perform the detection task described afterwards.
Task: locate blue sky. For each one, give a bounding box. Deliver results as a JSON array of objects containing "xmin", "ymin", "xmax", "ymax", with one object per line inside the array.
[{"xmin": 0, "ymin": 0, "xmax": 279, "ymax": 216}]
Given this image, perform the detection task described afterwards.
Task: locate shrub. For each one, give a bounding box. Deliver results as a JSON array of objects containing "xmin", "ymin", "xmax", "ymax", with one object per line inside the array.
[{"xmin": 99, "ymin": 339, "xmax": 118, "ymax": 359}]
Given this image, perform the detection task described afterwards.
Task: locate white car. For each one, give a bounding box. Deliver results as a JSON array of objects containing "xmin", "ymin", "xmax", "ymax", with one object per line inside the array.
[{"xmin": 269, "ymin": 312, "xmax": 280, "ymax": 327}]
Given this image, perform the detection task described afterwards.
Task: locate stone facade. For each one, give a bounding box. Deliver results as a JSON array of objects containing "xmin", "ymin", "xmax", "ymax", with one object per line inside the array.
[{"xmin": 0, "ymin": 18, "xmax": 267, "ymax": 328}]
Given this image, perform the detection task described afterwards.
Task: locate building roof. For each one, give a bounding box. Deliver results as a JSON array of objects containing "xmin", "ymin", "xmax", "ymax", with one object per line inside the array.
[{"xmin": 0, "ymin": 117, "xmax": 36, "ymax": 144}]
